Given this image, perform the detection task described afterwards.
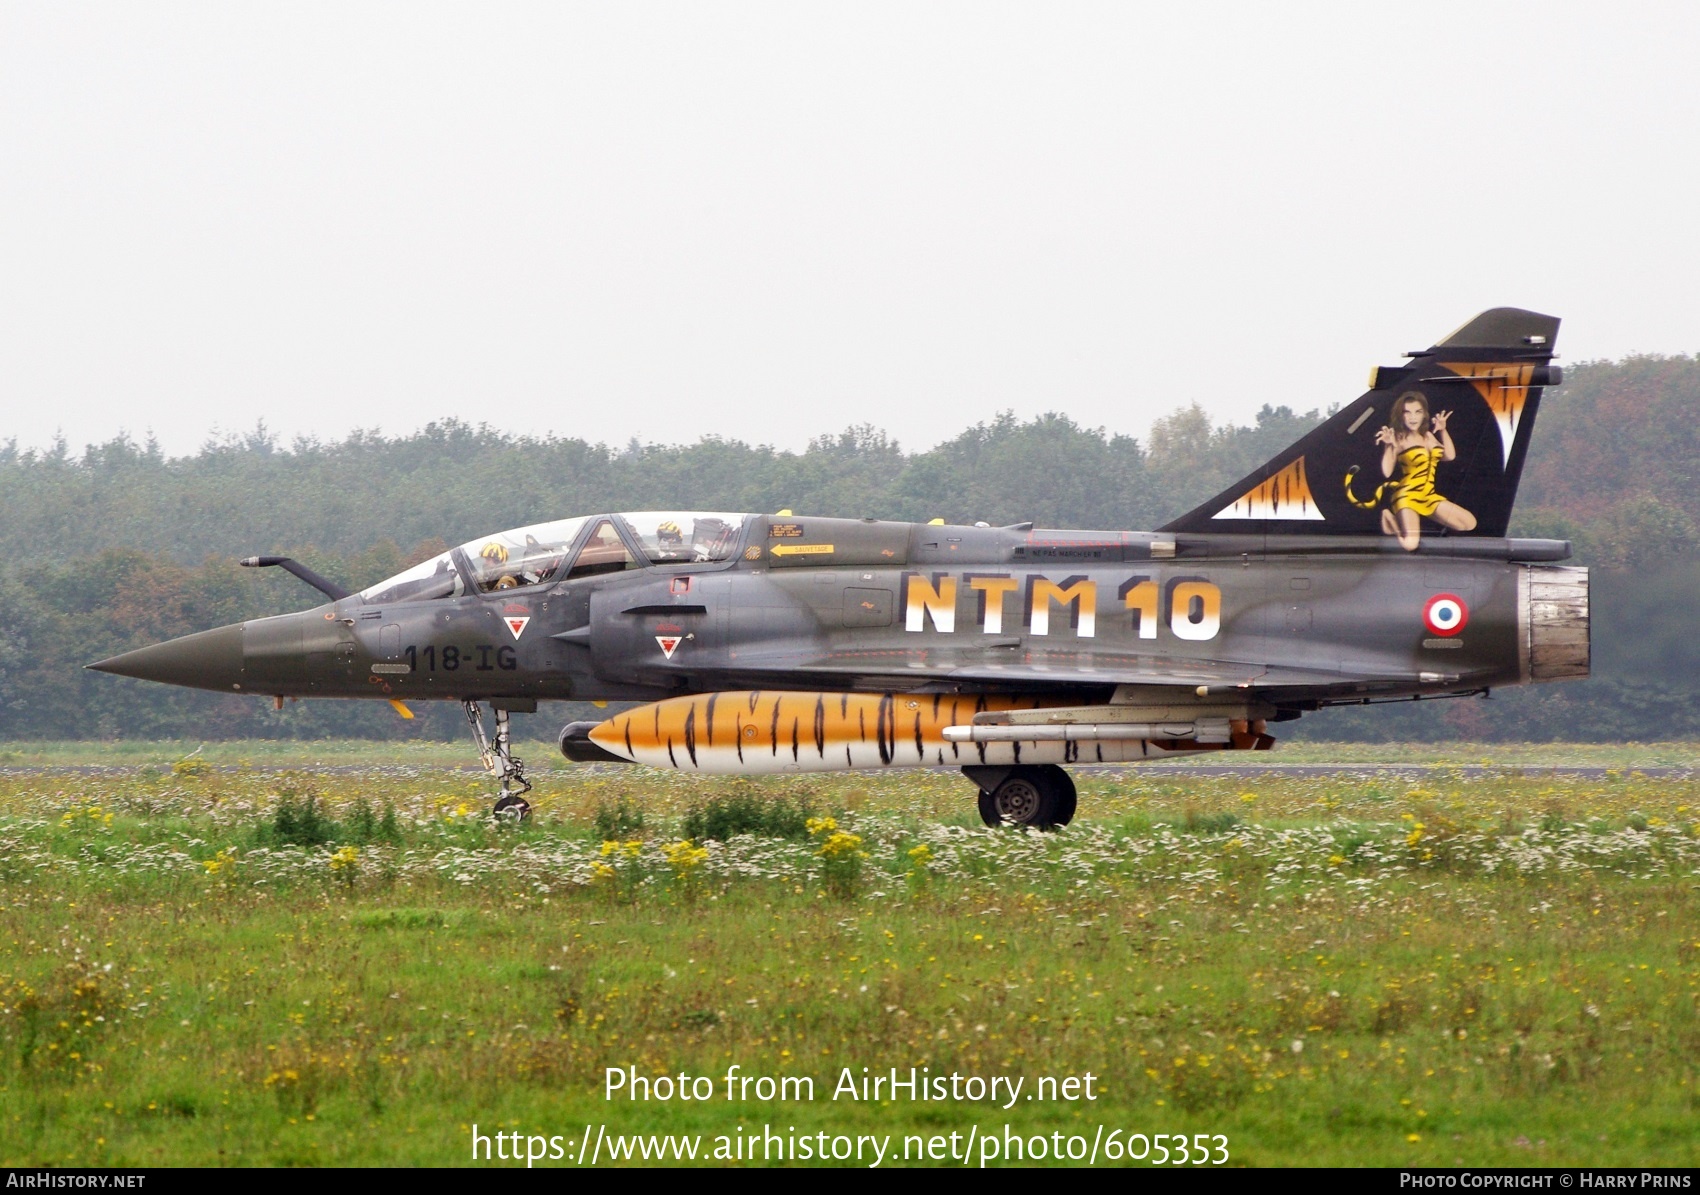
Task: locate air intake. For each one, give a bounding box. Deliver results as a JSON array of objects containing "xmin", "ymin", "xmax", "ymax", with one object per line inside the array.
[{"xmin": 1523, "ymin": 566, "xmax": 1589, "ymax": 682}]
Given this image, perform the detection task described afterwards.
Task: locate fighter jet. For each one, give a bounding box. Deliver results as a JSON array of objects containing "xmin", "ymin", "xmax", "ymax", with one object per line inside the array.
[{"xmin": 90, "ymin": 308, "xmax": 1588, "ymax": 827}]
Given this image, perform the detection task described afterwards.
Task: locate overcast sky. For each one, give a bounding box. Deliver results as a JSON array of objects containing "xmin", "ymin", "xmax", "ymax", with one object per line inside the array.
[{"xmin": 3, "ymin": 3, "xmax": 1698, "ymax": 459}]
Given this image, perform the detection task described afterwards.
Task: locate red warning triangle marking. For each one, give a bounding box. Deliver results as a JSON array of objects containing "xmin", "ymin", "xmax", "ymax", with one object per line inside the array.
[
  {"xmin": 655, "ymin": 635, "xmax": 682, "ymax": 659},
  {"xmin": 505, "ymin": 616, "xmax": 530, "ymax": 640}
]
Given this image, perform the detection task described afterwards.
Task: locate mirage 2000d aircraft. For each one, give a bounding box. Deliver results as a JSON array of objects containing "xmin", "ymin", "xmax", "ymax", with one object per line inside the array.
[{"xmin": 90, "ymin": 308, "xmax": 1589, "ymax": 828}]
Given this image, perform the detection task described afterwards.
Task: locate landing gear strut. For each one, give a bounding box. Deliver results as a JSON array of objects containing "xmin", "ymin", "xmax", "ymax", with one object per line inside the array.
[
  {"xmin": 964, "ymin": 764, "xmax": 1076, "ymax": 829},
  {"xmin": 463, "ymin": 699, "xmax": 532, "ymax": 819}
]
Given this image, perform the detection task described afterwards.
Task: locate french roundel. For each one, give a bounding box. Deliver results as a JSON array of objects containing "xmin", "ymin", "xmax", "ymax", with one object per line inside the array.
[{"xmin": 1423, "ymin": 593, "xmax": 1468, "ymax": 637}]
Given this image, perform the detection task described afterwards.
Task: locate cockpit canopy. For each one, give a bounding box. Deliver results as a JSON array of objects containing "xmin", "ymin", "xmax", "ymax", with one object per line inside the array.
[{"xmin": 358, "ymin": 512, "xmax": 747, "ymax": 605}]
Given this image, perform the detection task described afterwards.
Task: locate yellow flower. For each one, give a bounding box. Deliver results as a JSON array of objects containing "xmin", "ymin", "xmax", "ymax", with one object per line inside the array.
[
  {"xmin": 661, "ymin": 840, "xmax": 709, "ymax": 872},
  {"xmin": 203, "ymin": 847, "xmax": 239, "ymax": 876},
  {"xmin": 816, "ymin": 830, "xmax": 864, "ymax": 859},
  {"xmin": 328, "ymin": 845, "xmax": 359, "ymax": 872},
  {"xmin": 907, "ymin": 844, "xmax": 933, "ymax": 865},
  {"xmin": 805, "ymin": 816, "xmax": 838, "ymax": 837}
]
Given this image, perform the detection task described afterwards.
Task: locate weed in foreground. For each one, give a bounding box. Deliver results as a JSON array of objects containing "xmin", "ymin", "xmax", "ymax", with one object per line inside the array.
[
  {"xmin": 592, "ymin": 796, "xmax": 646, "ymax": 841},
  {"xmin": 682, "ymin": 783, "xmax": 814, "ymax": 841},
  {"xmin": 255, "ymin": 790, "xmax": 402, "ymax": 848}
]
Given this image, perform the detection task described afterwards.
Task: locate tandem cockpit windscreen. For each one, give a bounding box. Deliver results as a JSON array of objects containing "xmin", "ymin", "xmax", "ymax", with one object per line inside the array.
[{"xmin": 358, "ymin": 512, "xmax": 748, "ymax": 604}]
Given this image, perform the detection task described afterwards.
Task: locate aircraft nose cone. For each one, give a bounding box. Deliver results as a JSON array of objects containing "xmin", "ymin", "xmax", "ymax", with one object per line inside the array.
[{"xmin": 86, "ymin": 623, "xmax": 246, "ymax": 692}]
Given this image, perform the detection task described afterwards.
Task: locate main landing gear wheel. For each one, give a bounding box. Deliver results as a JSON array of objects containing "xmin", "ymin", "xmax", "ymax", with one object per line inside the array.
[
  {"xmin": 1048, "ymin": 766, "xmax": 1078, "ymax": 826},
  {"xmin": 976, "ymin": 765, "xmax": 1076, "ymax": 830}
]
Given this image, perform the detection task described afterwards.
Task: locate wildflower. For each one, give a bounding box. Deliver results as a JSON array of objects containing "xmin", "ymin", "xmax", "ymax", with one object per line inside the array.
[
  {"xmin": 907, "ymin": 843, "xmax": 933, "ymax": 866},
  {"xmin": 203, "ymin": 847, "xmax": 239, "ymax": 876},
  {"xmin": 328, "ymin": 845, "xmax": 359, "ymax": 887},
  {"xmin": 661, "ymin": 840, "xmax": 709, "ymax": 874},
  {"xmin": 816, "ymin": 830, "xmax": 864, "ymax": 860},
  {"xmin": 812, "ymin": 820, "xmax": 865, "ymax": 898}
]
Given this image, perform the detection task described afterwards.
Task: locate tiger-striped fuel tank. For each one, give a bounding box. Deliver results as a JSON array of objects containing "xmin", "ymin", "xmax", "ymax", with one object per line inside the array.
[{"xmin": 584, "ymin": 690, "xmax": 1251, "ymax": 774}]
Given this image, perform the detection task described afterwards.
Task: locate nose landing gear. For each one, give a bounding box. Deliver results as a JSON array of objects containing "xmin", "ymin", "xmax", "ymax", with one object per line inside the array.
[
  {"xmin": 463, "ymin": 699, "xmax": 532, "ymax": 819},
  {"xmin": 962, "ymin": 764, "xmax": 1077, "ymax": 829}
]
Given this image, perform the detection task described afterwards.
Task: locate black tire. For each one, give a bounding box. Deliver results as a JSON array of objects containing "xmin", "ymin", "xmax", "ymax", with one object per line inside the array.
[
  {"xmin": 493, "ymin": 794, "xmax": 531, "ymax": 821},
  {"xmin": 978, "ymin": 768, "xmax": 1059, "ymax": 829},
  {"xmin": 1038, "ymin": 766, "xmax": 1077, "ymax": 827}
]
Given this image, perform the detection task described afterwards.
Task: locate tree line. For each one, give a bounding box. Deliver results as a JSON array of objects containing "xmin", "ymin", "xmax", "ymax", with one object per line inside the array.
[{"xmin": 2, "ymin": 353, "xmax": 1696, "ymax": 743}]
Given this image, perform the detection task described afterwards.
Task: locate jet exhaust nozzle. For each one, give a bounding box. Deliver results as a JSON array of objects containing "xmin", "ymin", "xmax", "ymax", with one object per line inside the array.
[{"xmin": 1524, "ymin": 565, "xmax": 1590, "ymax": 682}]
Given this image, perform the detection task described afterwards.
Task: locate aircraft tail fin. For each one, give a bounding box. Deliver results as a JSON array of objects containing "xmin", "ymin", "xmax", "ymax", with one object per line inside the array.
[{"xmin": 1160, "ymin": 308, "xmax": 1561, "ymax": 542}]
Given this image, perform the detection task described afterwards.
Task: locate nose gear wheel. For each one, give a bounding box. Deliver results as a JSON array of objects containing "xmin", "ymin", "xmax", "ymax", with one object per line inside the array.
[
  {"xmin": 463, "ymin": 700, "xmax": 532, "ymax": 820},
  {"xmin": 492, "ymin": 793, "xmax": 532, "ymax": 819}
]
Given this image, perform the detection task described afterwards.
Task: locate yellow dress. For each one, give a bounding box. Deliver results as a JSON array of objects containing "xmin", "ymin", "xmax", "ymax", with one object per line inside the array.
[{"xmin": 1389, "ymin": 445, "xmax": 1445, "ymax": 517}]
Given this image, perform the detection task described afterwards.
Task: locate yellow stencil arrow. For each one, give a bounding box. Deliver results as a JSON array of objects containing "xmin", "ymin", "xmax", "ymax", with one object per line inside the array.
[{"xmin": 770, "ymin": 543, "xmax": 835, "ymax": 557}]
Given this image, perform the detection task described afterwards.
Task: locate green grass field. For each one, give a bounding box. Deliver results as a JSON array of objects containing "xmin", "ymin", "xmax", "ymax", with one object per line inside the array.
[{"xmin": 2, "ymin": 752, "xmax": 1698, "ymax": 1167}]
